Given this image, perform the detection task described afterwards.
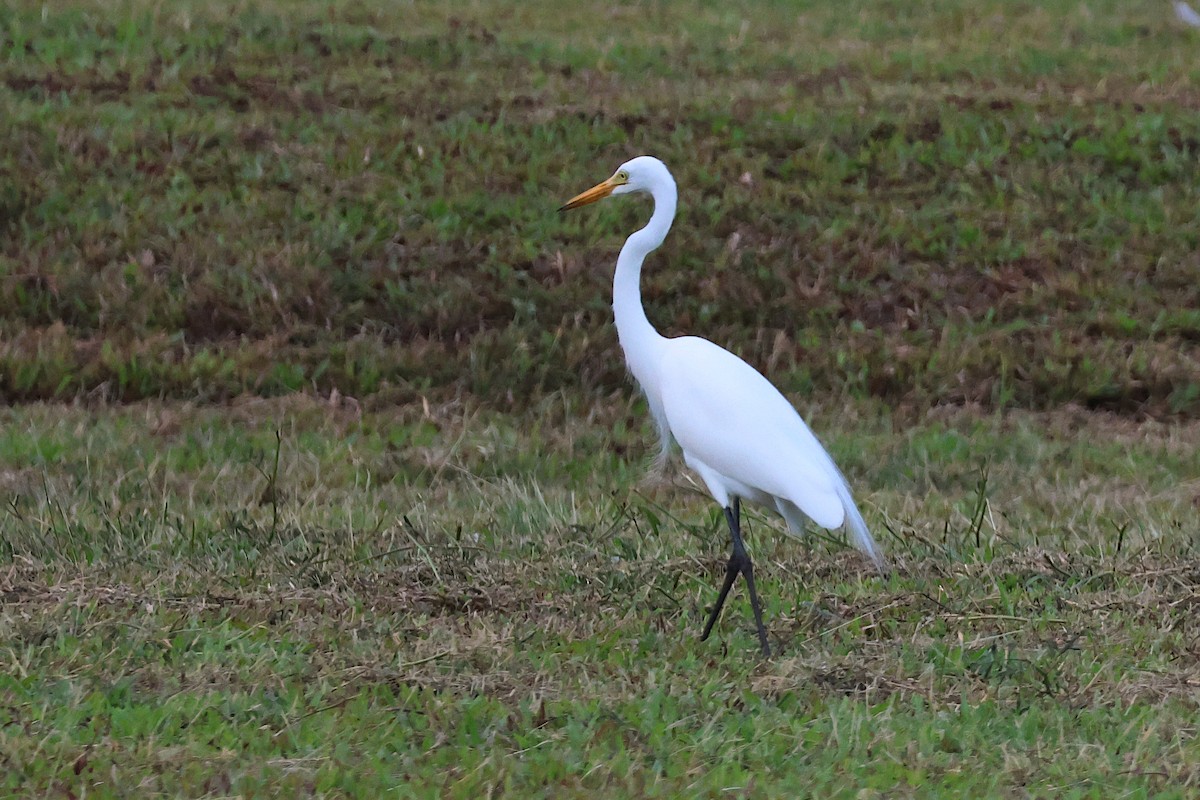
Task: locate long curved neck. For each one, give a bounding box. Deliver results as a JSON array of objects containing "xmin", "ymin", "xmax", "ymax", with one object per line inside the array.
[{"xmin": 613, "ymin": 179, "xmax": 676, "ymax": 376}]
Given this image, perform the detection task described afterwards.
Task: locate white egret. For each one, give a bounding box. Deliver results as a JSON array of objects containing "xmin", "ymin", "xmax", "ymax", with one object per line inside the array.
[
  {"xmin": 561, "ymin": 156, "xmax": 884, "ymax": 656},
  {"xmin": 1176, "ymin": 0, "xmax": 1200, "ymax": 27}
]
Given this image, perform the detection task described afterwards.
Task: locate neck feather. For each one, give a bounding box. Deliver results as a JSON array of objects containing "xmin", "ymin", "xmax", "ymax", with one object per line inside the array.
[{"xmin": 613, "ymin": 178, "xmax": 676, "ymax": 389}]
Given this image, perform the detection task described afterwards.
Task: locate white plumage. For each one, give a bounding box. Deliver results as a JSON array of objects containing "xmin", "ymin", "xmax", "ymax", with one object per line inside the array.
[
  {"xmin": 1176, "ymin": 1, "xmax": 1200, "ymax": 27},
  {"xmin": 561, "ymin": 155, "xmax": 884, "ymax": 655}
]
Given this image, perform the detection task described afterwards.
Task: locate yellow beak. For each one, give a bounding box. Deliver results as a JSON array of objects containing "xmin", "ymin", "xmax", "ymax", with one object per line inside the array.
[{"xmin": 559, "ymin": 175, "xmax": 622, "ymax": 212}]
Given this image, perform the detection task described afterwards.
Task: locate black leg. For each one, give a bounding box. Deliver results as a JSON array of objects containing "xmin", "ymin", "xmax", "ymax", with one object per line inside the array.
[
  {"xmin": 700, "ymin": 555, "xmax": 740, "ymax": 642},
  {"xmin": 699, "ymin": 499, "xmax": 772, "ymax": 657}
]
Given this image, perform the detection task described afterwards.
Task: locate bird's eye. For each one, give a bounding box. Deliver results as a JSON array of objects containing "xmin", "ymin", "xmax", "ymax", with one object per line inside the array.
[{"xmin": 617, "ymin": 171, "xmax": 629, "ymax": 182}]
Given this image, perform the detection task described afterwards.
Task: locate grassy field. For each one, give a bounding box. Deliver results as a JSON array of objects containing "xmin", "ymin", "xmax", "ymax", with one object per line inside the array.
[{"xmin": 3, "ymin": 0, "xmax": 1200, "ymax": 796}]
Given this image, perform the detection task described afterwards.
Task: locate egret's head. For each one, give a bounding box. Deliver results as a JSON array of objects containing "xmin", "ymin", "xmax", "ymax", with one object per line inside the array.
[{"xmin": 559, "ymin": 155, "xmax": 672, "ymax": 211}]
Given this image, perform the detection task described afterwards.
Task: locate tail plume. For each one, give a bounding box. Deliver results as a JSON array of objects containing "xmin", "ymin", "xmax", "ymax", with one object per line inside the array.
[{"xmin": 834, "ymin": 475, "xmax": 887, "ymax": 572}]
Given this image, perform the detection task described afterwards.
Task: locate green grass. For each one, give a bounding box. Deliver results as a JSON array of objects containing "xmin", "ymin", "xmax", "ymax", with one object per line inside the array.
[
  {"xmin": 3, "ymin": 399, "xmax": 1200, "ymax": 796},
  {"xmin": 2, "ymin": 0, "xmax": 1200, "ymax": 413},
  {"xmin": 3, "ymin": 0, "xmax": 1200, "ymax": 796}
]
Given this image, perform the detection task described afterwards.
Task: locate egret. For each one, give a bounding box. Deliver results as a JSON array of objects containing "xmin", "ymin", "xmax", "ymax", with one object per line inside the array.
[
  {"xmin": 560, "ymin": 155, "xmax": 885, "ymax": 656},
  {"xmin": 1176, "ymin": 0, "xmax": 1200, "ymax": 27}
]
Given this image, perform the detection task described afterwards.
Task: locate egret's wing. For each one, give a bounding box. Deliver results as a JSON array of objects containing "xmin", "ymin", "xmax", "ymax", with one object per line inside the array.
[
  {"xmin": 833, "ymin": 464, "xmax": 885, "ymax": 569},
  {"xmin": 657, "ymin": 336, "xmax": 845, "ymax": 528},
  {"xmin": 657, "ymin": 336, "xmax": 884, "ymax": 568}
]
